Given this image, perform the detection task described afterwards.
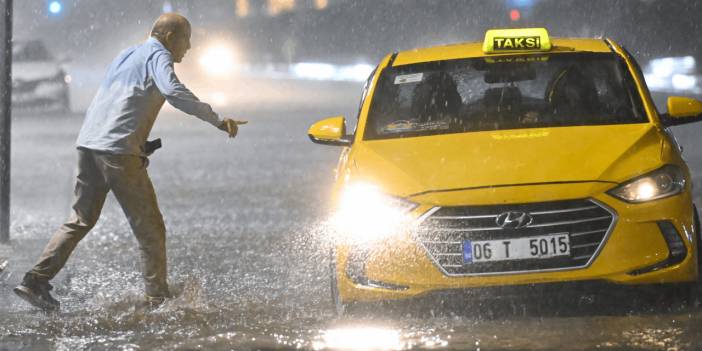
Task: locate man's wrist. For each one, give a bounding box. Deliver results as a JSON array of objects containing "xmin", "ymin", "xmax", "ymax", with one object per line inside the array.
[{"xmin": 214, "ymin": 113, "xmax": 226, "ymax": 128}]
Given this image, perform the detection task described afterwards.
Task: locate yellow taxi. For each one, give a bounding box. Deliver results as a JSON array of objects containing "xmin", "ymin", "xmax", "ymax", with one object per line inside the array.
[{"xmin": 308, "ymin": 28, "xmax": 702, "ymax": 312}]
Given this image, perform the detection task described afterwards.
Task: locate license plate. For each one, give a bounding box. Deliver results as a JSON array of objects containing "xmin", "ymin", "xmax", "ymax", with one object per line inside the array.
[{"xmin": 463, "ymin": 233, "xmax": 570, "ymax": 264}]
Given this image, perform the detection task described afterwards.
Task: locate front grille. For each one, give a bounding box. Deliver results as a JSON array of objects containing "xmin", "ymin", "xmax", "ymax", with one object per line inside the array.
[{"xmin": 415, "ymin": 199, "xmax": 616, "ymax": 276}]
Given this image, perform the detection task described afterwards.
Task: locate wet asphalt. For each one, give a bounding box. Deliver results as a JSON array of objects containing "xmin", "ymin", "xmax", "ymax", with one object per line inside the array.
[{"xmin": 2, "ymin": 93, "xmax": 702, "ymax": 350}]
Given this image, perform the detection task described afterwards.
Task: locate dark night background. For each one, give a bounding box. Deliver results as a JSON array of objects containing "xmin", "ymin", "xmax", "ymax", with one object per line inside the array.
[{"xmin": 15, "ymin": 0, "xmax": 702, "ymax": 65}]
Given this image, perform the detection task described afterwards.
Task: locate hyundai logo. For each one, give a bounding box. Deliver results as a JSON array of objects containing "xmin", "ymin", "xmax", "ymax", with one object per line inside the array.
[{"xmin": 496, "ymin": 211, "xmax": 533, "ymax": 229}]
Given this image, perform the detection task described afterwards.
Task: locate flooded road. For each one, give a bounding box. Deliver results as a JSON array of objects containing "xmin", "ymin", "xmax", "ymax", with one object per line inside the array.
[{"xmin": 3, "ymin": 100, "xmax": 702, "ymax": 350}]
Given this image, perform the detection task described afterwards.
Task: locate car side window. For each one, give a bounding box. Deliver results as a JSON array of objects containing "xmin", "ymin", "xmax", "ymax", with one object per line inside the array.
[
  {"xmin": 352, "ymin": 66, "xmax": 378, "ymax": 136},
  {"xmin": 619, "ymin": 45, "xmax": 657, "ymax": 117}
]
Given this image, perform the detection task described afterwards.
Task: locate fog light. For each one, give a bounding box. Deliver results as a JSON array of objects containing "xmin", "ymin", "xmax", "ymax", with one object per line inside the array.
[
  {"xmin": 345, "ymin": 247, "xmax": 408, "ymax": 291},
  {"xmin": 658, "ymin": 221, "xmax": 686, "ymax": 263},
  {"xmin": 628, "ymin": 220, "xmax": 687, "ymax": 275}
]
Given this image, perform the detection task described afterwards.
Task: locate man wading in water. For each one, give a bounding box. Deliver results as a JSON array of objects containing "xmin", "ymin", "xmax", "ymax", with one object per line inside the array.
[{"xmin": 13, "ymin": 13, "xmax": 247, "ymax": 311}]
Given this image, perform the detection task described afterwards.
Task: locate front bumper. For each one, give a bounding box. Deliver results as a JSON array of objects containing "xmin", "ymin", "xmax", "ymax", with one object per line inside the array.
[{"xmin": 334, "ymin": 181, "xmax": 698, "ymax": 303}]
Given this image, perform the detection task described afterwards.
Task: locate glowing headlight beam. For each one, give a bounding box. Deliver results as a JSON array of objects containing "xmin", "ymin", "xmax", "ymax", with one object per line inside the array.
[
  {"xmin": 633, "ymin": 181, "xmax": 656, "ymax": 201},
  {"xmin": 609, "ymin": 165, "xmax": 685, "ymax": 203},
  {"xmin": 331, "ymin": 183, "xmax": 417, "ymax": 244}
]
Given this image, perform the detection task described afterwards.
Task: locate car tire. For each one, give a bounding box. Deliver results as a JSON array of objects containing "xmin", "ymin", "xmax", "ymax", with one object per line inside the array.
[
  {"xmin": 330, "ymin": 248, "xmax": 347, "ymax": 317},
  {"xmin": 690, "ymin": 204, "xmax": 702, "ymax": 308}
]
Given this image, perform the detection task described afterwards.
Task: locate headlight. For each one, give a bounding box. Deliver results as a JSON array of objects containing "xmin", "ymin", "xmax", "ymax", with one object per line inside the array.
[
  {"xmin": 608, "ymin": 165, "xmax": 686, "ymax": 203},
  {"xmin": 331, "ymin": 183, "xmax": 418, "ymax": 244}
]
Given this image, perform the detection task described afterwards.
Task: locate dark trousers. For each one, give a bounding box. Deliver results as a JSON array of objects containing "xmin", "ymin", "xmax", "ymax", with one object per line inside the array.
[{"xmin": 29, "ymin": 148, "xmax": 169, "ymax": 297}]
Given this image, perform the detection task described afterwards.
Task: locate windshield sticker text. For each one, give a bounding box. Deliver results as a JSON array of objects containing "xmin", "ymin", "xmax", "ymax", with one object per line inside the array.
[
  {"xmin": 485, "ymin": 56, "xmax": 549, "ymax": 64},
  {"xmin": 394, "ymin": 73, "xmax": 424, "ymax": 84}
]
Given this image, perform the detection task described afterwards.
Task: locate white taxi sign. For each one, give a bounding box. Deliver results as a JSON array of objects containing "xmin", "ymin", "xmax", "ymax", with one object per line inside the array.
[{"xmin": 482, "ymin": 28, "xmax": 552, "ymax": 54}]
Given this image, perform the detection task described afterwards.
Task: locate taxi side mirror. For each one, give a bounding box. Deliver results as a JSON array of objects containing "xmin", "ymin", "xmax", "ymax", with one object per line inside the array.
[
  {"xmin": 662, "ymin": 96, "xmax": 702, "ymax": 127},
  {"xmin": 308, "ymin": 115, "xmax": 352, "ymax": 146}
]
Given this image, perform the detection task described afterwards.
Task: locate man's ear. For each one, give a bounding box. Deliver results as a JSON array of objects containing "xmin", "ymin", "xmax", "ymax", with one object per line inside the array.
[{"xmin": 164, "ymin": 31, "xmax": 175, "ymax": 47}]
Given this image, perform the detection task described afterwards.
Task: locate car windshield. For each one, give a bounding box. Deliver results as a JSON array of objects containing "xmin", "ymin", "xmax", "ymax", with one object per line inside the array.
[
  {"xmin": 12, "ymin": 41, "xmax": 53, "ymax": 62},
  {"xmin": 364, "ymin": 52, "xmax": 648, "ymax": 140}
]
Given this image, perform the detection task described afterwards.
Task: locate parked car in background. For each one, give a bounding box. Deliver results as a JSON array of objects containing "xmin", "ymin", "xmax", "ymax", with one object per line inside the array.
[{"xmin": 12, "ymin": 40, "xmax": 70, "ymax": 112}]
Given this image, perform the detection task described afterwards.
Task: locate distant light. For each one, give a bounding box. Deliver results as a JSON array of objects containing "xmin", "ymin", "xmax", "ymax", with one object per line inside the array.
[
  {"xmin": 672, "ymin": 74, "xmax": 697, "ymax": 91},
  {"xmin": 162, "ymin": 1, "xmax": 173, "ymax": 13},
  {"xmin": 509, "ymin": 9, "xmax": 521, "ymax": 21},
  {"xmin": 236, "ymin": 0, "xmax": 250, "ymax": 17},
  {"xmin": 290, "ymin": 62, "xmax": 374, "ymax": 82},
  {"xmin": 200, "ymin": 44, "xmax": 237, "ymax": 76},
  {"xmin": 681, "ymin": 56, "xmax": 696, "ymax": 71},
  {"xmin": 267, "ymin": 0, "xmax": 295, "ymax": 16},
  {"xmin": 650, "ymin": 56, "xmax": 696, "ymax": 77},
  {"xmin": 64, "ymin": 74, "xmax": 72, "ymax": 84},
  {"xmin": 651, "ymin": 58, "xmax": 674, "ymax": 78},
  {"xmin": 48, "ymin": 1, "xmax": 62, "ymax": 14},
  {"xmin": 337, "ymin": 64, "xmax": 374, "ymax": 82},
  {"xmin": 292, "ymin": 62, "xmax": 336, "ymax": 80},
  {"xmin": 314, "ymin": 0, "xmax": 328, "ymax": 10},
  {"xmin": 508, "ymin": 0, "xmax": 534, "ymax": 7},
  {"xmin": 643, "ymin": 73, "xmax": 668, "ymax": 91}
]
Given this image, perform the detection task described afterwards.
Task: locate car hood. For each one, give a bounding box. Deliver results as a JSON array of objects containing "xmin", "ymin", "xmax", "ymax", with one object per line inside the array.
[
  {"xmin": 13, "ymin": 61, "xmax": 61, "ymax": 81},
  {"xmin": 351, "ymin": 124, "xmax": 663, "ymax": 197}
]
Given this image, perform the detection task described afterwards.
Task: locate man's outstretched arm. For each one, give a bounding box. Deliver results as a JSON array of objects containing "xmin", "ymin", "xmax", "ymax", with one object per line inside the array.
[
  {"xmin": 150, "ymin": 52, "xmax": 247, "ymax": 137},
  {"xmin": 150, "ymin": 52, "xmax": 226, "ymax": 127}
]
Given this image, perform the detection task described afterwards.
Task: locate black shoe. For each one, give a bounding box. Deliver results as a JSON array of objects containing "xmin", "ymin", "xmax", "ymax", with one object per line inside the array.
[{"xmin": 13, "ymin": 273, "xmax": 60, "ymax": 311}]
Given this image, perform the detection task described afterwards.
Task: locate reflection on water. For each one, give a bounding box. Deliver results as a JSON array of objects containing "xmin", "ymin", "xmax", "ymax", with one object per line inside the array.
[
  {"xmin": 310, "ymin": 325, "xmax": 453, "ymax": 350},
  {"xmin": 313, "ymin": 326, "xmax": 404, "ymax": 350}
]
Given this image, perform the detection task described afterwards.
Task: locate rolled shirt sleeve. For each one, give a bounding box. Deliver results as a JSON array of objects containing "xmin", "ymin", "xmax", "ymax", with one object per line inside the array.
[{"xmin": 150, "ymin": 52, "xmax": 223, "ymax": 127}]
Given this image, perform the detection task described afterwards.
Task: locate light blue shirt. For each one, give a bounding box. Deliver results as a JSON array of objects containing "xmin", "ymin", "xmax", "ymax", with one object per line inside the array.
[{"xmin": 77, "ymin": 37, "xmax": 223, "ymax": 156}]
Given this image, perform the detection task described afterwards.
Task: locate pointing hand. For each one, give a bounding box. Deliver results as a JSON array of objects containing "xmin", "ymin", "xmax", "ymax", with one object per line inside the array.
[{"xmin": 218, "ymin": 118, "xmax": 248, "ymax": 139}]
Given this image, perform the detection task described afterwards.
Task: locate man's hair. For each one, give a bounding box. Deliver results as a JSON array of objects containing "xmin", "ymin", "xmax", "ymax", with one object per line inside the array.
[{"xmin": 150, "ymin": 13, "xmax": 190, "ymax": 41}]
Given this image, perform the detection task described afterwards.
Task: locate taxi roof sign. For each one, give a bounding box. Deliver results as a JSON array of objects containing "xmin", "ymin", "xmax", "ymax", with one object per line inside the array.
[{"xmin": 482, "ymin": 28, "xmax": 552, "ymax": 54}]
